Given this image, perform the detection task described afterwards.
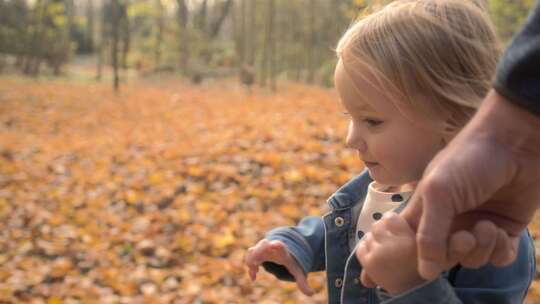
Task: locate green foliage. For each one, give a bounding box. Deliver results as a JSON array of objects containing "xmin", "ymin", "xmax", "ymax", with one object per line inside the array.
[
  {"xmin": 3, "ymin": 0, "xmax": 537, "ymax": 87},
  {"xmin": 489, "ymin": 0, "xmax": 536, "ymax": 43}
]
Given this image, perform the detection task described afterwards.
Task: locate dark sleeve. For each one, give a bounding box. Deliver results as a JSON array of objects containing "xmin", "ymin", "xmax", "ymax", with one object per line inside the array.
[
  {"xmin": 379, "ymin": 230, "xmax": 535, "ymax": 304},
  {"xmin": 494, "ymin": 1, "xmax": 540, "ymax": 116},
  {"xmin": 262, "ymin": 216, "xmax": 326, "ymax": 281}
]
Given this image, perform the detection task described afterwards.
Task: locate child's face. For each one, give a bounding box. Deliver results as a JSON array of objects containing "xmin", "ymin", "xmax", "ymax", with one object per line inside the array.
[{"xmin": 335, "ymin": 60, "xmax": 444, "ymax": 186}]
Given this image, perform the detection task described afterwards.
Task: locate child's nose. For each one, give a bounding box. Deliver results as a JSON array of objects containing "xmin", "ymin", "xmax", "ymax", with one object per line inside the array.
[
  {"xmin": 345, "ymin": 125, "xmax": 367, "ymax": 152},
  {"xmin": 346, "ymin": 138, "xmax": 367, "ymax": 152}
]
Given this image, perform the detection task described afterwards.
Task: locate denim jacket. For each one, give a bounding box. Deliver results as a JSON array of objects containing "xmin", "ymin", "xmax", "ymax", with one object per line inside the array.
[{"xmin": 263, "ymin": 170, "xmax": 535, "ymax": 304}]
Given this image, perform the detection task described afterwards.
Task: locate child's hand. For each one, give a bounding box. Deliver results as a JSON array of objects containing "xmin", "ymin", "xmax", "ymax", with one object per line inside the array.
[
  {"xmin": 356, "ymin": 213, "xmax": 425, "ymax": 295},
  {"xmin": 244, "ymin": 239, "xmax": 315, "ymax": 296}
]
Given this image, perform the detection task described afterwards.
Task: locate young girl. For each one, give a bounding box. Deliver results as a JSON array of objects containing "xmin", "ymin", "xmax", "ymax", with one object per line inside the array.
[{"xmin": 244, "ymin": 1, "xmax": 535, "ymax": 303}]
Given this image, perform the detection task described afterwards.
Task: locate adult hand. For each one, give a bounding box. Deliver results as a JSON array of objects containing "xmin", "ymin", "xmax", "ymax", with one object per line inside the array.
[{"xmin": 401, "ymin": 89, "xmax": 540, "ymax": 280}]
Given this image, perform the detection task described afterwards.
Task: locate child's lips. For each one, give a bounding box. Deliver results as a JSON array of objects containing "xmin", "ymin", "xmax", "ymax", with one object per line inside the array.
[{"xmin": 364, "ymin": 161, "xmax": 379, "ymax": 167}]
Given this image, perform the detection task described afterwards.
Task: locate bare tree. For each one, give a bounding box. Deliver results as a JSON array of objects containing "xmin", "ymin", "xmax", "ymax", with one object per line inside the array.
[
  {"xmin": 307, "ymin": 0, "xmax": 317, "ymax": 84},
  {"xmin": 120, "ymin": 1, "xmax": 130, "ymax": 71},
  {"xmin": 24, "ymin": 0, "xmax": 46, "ymax": 76},
  {"xmin": 111, "ymin": 0, "xmax": 120, "ymax": 91},
  {"xmin": 177, "ymin": 0, "xmax": 189, "ymax": 74},
  {"xmin": 209, "ymin": 0, "xmax": 233, "ymax": 39},
  {"xmin": 154, "ymin": 0, "xmax": 164, "ymax": 67},
  {"xmin": 261, "ymin": 0, "xmax": 276, "ymax": 91},
  {"xmin": 96, "ymin": 0, "xmax": 106, "ymax": 81},
  {"xmin": 86, "ymin": 0, "xmax": 95, "ymax": 53}
]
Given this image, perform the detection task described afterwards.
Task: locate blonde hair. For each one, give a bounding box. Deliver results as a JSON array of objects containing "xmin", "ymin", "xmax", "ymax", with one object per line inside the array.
[{"xmin": 336, "ymin": 0, "xmax": 501, "ymax": 137}]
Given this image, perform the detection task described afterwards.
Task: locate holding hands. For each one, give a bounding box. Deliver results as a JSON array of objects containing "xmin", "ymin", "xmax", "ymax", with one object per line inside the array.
[
  {"xmin": 356, "ymin": 213, "xmax": 426, "ymax": 295},
  {"xmin": 356, "ymin": 212, "xmax": 517, "ymax": 295}
]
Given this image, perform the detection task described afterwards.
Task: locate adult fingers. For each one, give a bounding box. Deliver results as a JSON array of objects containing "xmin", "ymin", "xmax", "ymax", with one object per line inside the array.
[
  {"xmin": 490, "ymin": 229, "xmax": 520, "ymax": 267},
  {"xmin": 460, "ymin": 221, "xmax": 497, "ymax": 269},
  {"xmin": 446, "ymin": 230, "xmax": 476, "ymax": 268},
  {"xmin": 413, "ymin": 174, "xmax": 456, "ymax": 280}
]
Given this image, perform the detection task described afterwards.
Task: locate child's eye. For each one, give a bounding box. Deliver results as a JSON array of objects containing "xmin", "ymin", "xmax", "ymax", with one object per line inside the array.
[{"xmin": 363, "ymin": 118, "xmax": 383, "ymax": 127}]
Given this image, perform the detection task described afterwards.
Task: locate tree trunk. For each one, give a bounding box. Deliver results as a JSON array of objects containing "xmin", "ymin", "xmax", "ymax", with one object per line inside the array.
[
  {"xmin": 111, "ymin": 0, "xmax": 120, "ymax": 92},
  {"xmin": 198, "ymin": 0, "xmax": 208, "ymax": 32},
  {"xmin": 307, "ymin": 0, "xmax": 317, "ymax": 84},
  {"xmin": 86, "ymin": 0, "xmax": 95, "ymax": 53},
  {"xmin": 292, "ymin": 3, "xmax": 302, "ymax": 82},
  {"xmin": 269, "ymin": 0, "xmax": 276, "ymax": 92},
  {"xmin": 260, "ymin": 0, "xmax": 268, "ymax": 87},
  {"xmin": 154, "ymin": 0, "xmax": 164, "ymax": 67},
  {"xmin": 247, "ymin": 0, "xmax": 256, "ymax": 67},
  {"xmin": 209, "ymin": 0, "xmax": 233, "ymax": 39},
  {"xmin": 120, "ymin": 2, "xmax": 130, "ymax": 71},
  {"xmin": 261, "ymin": 0, "xmax": 275, "ymax": 91},
  {"xmin": 96, "ymin": 0, "xmax": 105, "ymax": 81},
  {"xmin": 25, "ymin": 0, "xmax": 46, "ymax": 76},
  {"xmin": 239, "ymin": 0, "xmax": 246, "ymax": 66},
  {"xmin": 177, "ymin": 0, "xmax": 189, "ymax": 74}
]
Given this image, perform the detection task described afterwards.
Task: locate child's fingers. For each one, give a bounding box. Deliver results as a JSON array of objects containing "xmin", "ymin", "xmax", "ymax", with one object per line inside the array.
[
  {"xmin": 245, "ymin": 239, "xmax": 280, "ymax": 280},
  {"xmin": 248, "ymin": 264, "xmax": 258, "ymax": 281},
  {"xmin": 280, "ymin": 252, "xmax": 314, "ymax": 296},
  {"xmin": 245, "ymin": 245, "xmax": 263, "ymax": 281},
  {"xmin": 490, "ymin": 229, "xmax": 519, "ymax": 267},
  {"xmin": 267, "ymin": 240, "xmax": 295, "ymax": 264},
  {"xmin": 250, "ymin": 240, "xmax": 280, "ymax": 263},
  {"xmin": 382, "ymin": 212, "xmax": 412, "ymax": 234},
  {"xmin": 245, "ymin": 241, "xmax": 266, "ymax": 265},
  {"xmin": 360, "ymin": 270, "xmax": 377, "ymax": 288},
  {"xmin": 371, "ymin": 218, "xmax": 391, "ymax": 240},
  {"xmin": 362, "ymin": 233, "xmax": 374, "ymax": 252},
  {"xmin": 446, "ymin": 230, "xmax": 476, "ymax": 268},
  {"xmin": 244, "ymin": 250, "xmax": 259, "ymax": 281},
  {"xmin": 356, "ymin": 240, "xmax": 376, "ymax": 288},
  {"xmin": 355, "ymin": 239, "xmax": 368, "ymax": 263},
  {"xmin": 291, "ymin": 269, "xmax": 315, "ymax": 296},
  {"xmin": 460, "ymin": 221, "xmax": 497, "ymax": 268}
]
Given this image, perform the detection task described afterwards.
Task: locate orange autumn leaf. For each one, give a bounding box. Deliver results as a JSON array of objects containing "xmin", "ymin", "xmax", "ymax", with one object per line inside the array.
[{"xmin": 0, "ymin": 77, "xmax": 537, "ymax": 304}]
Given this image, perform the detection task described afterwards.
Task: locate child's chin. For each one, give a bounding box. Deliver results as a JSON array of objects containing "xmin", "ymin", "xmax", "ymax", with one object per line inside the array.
[
  {"xmin": 367, "ymin": 168, "xmax": 399, "ymax": 186},
  {"xmin": 366, "ymin": 167, "xmax": 381, "ymax": 181}
]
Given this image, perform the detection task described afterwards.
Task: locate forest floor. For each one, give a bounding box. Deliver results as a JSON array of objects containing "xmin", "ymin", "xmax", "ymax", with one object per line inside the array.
[{"xmin": 1, "ymin": 75, "xmax": 539, "ymax": 303}]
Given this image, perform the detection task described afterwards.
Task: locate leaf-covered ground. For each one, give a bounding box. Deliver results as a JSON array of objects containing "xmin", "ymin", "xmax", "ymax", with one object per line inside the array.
[{"xmin": 0, "ymin": 77, "xmax": 539, "ymax": 303}]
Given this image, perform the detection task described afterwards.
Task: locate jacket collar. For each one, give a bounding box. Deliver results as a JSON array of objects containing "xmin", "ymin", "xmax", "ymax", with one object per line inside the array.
[{"xmin": 327, "ymin": 169, "xmax": 372, "ymax": 210}]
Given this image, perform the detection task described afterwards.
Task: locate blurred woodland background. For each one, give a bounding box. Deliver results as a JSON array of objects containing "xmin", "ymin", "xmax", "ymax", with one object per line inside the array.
[
  {"xmin": 0, "ymin": 0, "xmax": 536, "ymax": 89},
  {"xmin": 1, "ymin": 0, "xmax": 540, "ymax": 303}
]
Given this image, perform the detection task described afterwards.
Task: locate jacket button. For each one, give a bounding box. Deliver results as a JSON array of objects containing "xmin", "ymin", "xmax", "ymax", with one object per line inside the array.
[
  {"xmin": 335, "ymin": 278, "xmax": 343, "ymax": 288},
  {"xmin": 334, "ymin": 217, "xmax": 345, "ymax": 227},
  {"xmin": 354, "ymin": 278, "xmax": 360, "ymax": 285}
]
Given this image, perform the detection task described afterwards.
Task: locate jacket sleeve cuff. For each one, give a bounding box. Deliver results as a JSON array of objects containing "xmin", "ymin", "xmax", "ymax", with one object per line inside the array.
[
  {"xmin": 380, "ymin": 277, "xmax": 462, "ymax": 304},
  {"xmin": 492, "ymin": 2, "xmax": 540, "ymax": 117},
  {"xmin": 261, "ymin": 228, "xmax": 314, "ymax": 281},
  {"xmin": 493, "ymin": 84, "xmax": 540, "ymax": 117}
]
